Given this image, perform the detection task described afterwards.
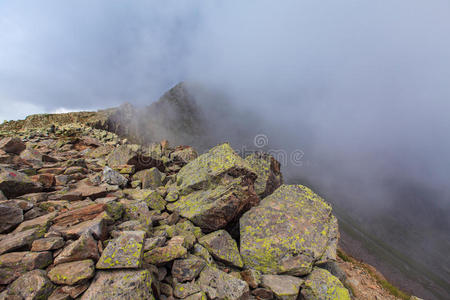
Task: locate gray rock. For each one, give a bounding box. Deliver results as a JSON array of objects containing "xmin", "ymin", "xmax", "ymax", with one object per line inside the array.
[
  {"xmin": 172, "ymin": 255, "xmax": 206, "ymax": 282},
  {"xmin": 102, "ymin": 166, "xmax": 128, "ymax": 187},
  {"xmin": 197, "ymin": 266, "xmax": 249, "ymax": 300},
  {"xmin": 261, "ymin": 274, "xmax": 304, "ymax": 300},
  {"xmin": 81, "ymin": 270, "xmax": 155, "ymax": 300},
  {"xmin": 301, "ymin": 268, "xmax": 350, "ymax": 300},
  {"xmin": 0, "ymin": 204, "xmax": 23, "ymax": 233},
  {"xmin": 245, "ymin": 152, "xmax": 283, "ymax": 198}
]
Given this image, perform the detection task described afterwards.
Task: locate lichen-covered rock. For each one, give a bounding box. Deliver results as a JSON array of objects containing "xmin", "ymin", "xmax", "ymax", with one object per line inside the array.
[
  {"xmin": 102, "ymin": 166, "xmax": 128, "ymax": 187},
  {"xmin": 173, "ymin": 280, "xmax": 201, "ymax": 298},
  {"xmin": 261, "ymin": 274, "xmax": 304, "ymax": 300},
  {"xmin": 0, "ymin": 167, "xmax": 42, "ymax": 198},
  {"xmin": 172, "ymin": 254, "xmax": 206, "ymax": 282},
  {"xmin": 126, "ymin": 189, "xmax": 166, "ymax": 211},
  {"xmin": 132, "ymin": 167, "xmax": 165, "ymax": 189},
  {"xmin": 245, "ymin": 152, "xmax": 283, "ymax": 198},
  {"xmin": 80, "ymin": 270, "xmax": 155, "ymax": 300},
  {"xmin": 240, "ymin": 185, "xmax": 338, "ymax": 275},
  {"xmin": 0, "ymin": 251, "xmax": 52, "ymax": 284},
  {"xmin": 0, "ymin": 137, "xmax": 25, "ymax": 154},
  {"xmin": 301, "ymin": 268, "xmax": 351, "ymax": 300},
  {"xmin": 96, "ymin": 230, "xmax": 145, "ymax": 269},
  {"xmin": 0, "ymin": 204, "xmax": 23, "ymax": 233},
  {"xmin": 144, "ymin": 243, "xmax": 187, "ymax": 265},
  {"xmin": 240, "ymin": 269, "xmax": 261, "ymax": 289},
  {"xmin": 176, "ymin": 143, "xmax": 255, "ymax": 192},
  {"xmin": 0, "ymin": 228, "xmax": 43, "ymax": 255},
  {"xmin": 199, "ymin": 230, "xmax": 243, "ymax": 268},
  {"xmin": 197, "ymin": 266, "xmax": 249, "ymax": 300},
  {"xmin": 121, "ymin": 200, "xmax": 153, "ymax": 226},
  {"xmin": 48, "ymin": 259, "xmax": 95, "ymax": 285},
  {"xmin": 167, "ymin": 144, "xmax": 259, "ymax": 232},
  {"xmin": 54, "ymin": 231, "xmax": 99, "ymax": 265},
  {"xmin": 168, "ymin": 177, "xmax": 258, "ymax": 232},
  {"xmin": 6, "ymin": 269, "xmax": 54, "ymax": 300}
]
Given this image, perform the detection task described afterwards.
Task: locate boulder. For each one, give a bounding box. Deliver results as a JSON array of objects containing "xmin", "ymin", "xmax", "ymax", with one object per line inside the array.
[
  {"xmin": 240, "ymin": 185, "xmax": 338, "ymax": 275},
  {"xmin": 172, "ymin": 254, "xmax": 206, "ymax": 282},
  {"xmin": 198, "ymin": 230, "xmax": 243, "ymax": 268},
  {"xmin": 6, "ymin": 269, "xmax": 54, "ymax": 300},
  {"xmin": 173, "ymin": 281, "xmax": 201, "ymax": 298},
  {"xmin": 132, "ymin": 167, "xmax": 165, "ymax": 189},
  {"xmin": 0, "ymin": 228, "xmax": 42, "ymax": 255},
  {"xmin": 48, "ymin": 259, "xmax": 95, "ymax": 285},
  {"xmin": 80, "ymin": 270, "xmax": 155, "ymax": 300},
  {"xmin": 0, "ymin": 137, "xmax": 25, "ymax": 154},
  {"xmin": 197, "ymin": 266, "xmax": 249, "ymax": 300},
  {"xmin": 0, "ymin": 204, "xmax": 23, "ymax": 233},
  {"xmin": 0, "ymin": 167, "xmax": 42, "ymax": 198},
  {"xmin": 301, "ymin": 268, "xmax": 351, "ymax": 300},
  {"xmin": 0, "ymin": 251, "xmax": 53, "ymax": 284},
  {"xmin": 96, "ymin": 231, "xmax": 145, "ymax": 269},
  {"xmin": 245, "ymin": 152, "xmax": 283, "ymax": 198},
  {"xmin": 261, "ymin": 274, "xmax": 304, "ymax": 300},
  {"xmin": 54, "ymin": 231, "xmax": 99, "ymax": 265},
  {"xmin": 168, "ymin": 143, "xmax": 258, "ymax": 232},
  {"xmin": 102, "ymin": 166, "xmax": 128, "ymax": 187},
  {"xmin": 107, "ymin": 144, "xmax": 163, "ymax": 171}
]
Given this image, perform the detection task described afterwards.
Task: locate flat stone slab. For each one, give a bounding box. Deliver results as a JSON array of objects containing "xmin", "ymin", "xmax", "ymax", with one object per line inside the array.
[{"xmin": 48, "ymin": 259, "xmax": 95, "ymax": 285}]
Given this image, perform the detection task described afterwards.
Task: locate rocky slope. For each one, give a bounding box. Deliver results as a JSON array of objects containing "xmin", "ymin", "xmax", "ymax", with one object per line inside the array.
[{"xmin": 0, "ymin": 124, "xmax": 417, "ymax": 300}]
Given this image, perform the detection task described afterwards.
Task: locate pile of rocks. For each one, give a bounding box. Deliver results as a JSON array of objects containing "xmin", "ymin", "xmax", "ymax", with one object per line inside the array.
[{"xmin": 0, "ymin": 129, "xmax": 350, "ymax": 300}]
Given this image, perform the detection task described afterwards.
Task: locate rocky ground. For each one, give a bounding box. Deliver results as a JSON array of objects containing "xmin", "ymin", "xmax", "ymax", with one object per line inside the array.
[{"xmin": 0, "ymin": 124, "xmax": 419, "ymax": 300}]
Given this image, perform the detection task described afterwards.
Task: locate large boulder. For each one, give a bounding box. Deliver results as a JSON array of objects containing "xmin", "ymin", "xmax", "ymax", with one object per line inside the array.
[
  {"xmin": 0, "ymin": 137, "xmax": 25, "ymax": 154},
  {"xmin": 167, "ymin": 143, "xmax": 258, "ymax": 232},
  {"xmin": 245, "ymin": 152, "xmax": 283, "ymax": 198},
  {"xmin": 81, "ymin": 270, "xmax": 155, "ymax": 300},
  {"xmin": 240, "ymin": 185, "xmax": 338, "ymax": 275},
  {"xmin": 0, "ymin": 167, "xmax": 42, "ymax": 198},
  {"xmin": 301, "ymin": 268, "xmax": 351, "ymax": 300},
  {"xmin": 107, "ymin": 144, "xmax": 163, "ymax": 171}
]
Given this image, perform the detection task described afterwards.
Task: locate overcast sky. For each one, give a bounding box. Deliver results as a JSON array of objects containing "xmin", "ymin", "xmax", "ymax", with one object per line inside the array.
[{"xmin": 1, "ymin": 0, "xmax": 450, "ymax": 191}]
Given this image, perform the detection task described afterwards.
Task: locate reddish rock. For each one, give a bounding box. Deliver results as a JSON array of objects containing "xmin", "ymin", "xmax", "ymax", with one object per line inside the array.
[
  {"xmin": 0, "ymin": 228, "xmax": 43, "ymax": 255},
  {"xmin": 31, "ymin": 173, "xmax": 55, "ymax": 188},
  {"xmin": 54, "ymin": 231, "xmax": 99, "ymax": 265},
  {"xmin": 0, "ymin": 167, "xmax": 42, "ymax": 198},
  {"xmin": 0, "ymin": 251, "xmax": 53, "ymax": 284},
  {"xmin": 31, "ymin": 236, "xmax": 65, "ymax": 251},
  {"xmin": 53, "ymin": 203, "xmax": 105, "ymax": 227},
  {"xmin": 0, "ymin": 137, "xmax": 25, "ymax": 154}
]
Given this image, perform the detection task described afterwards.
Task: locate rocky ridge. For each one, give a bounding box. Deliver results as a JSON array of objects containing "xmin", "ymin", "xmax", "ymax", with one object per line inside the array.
[{"xmin": 0, "ymin": 125, "xmax": 359, "ymax": 300}]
